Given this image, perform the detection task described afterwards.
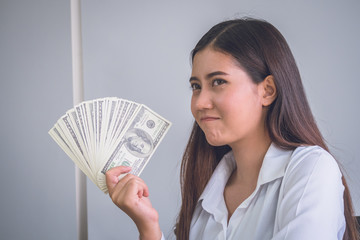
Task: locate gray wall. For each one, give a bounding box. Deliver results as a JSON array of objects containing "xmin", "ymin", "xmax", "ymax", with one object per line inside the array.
[{"xmin": 0, "ymin": 0, "xmax": 359, "ymax": 239}]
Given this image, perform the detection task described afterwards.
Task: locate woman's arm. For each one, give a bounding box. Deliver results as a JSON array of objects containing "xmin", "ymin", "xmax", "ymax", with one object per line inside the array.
[{"xmin": 106, "ymin": 166, "xmax": 162, "ymax": 240}]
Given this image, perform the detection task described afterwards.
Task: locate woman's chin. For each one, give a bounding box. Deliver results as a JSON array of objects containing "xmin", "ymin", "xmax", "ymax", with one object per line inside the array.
[{"xmin": 205, "ymin": 136, "xmax": 226, "ymax": 147}]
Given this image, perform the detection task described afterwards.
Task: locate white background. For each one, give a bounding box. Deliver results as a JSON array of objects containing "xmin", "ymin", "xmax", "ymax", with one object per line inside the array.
[{"xmin": 0, "ymin": 0, "xmax": 359, "ymax": 239}]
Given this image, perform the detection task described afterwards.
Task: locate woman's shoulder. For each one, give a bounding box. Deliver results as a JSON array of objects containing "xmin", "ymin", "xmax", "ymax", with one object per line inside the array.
[
  {"xmin": 273, "ymin": 145, "xmax": 346, "ymax": 239},
  {"xmin": 284, "ymin": 145, "xmax": 342, "ymax": 183}
]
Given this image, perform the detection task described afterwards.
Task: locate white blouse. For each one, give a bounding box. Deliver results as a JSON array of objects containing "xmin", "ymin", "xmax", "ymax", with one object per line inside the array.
[{"xmin": 163, "ymin": 143, "xmax": 346, "ymax": 239}]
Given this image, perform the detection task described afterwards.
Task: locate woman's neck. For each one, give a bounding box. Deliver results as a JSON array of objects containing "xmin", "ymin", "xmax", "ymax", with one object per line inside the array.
[
  {"xmin": 224, "ymin": 132, "xmax": 271, "ymax": 222},
  {"xmin": 228, "ymin": 133, "xmax": 271, "ymax": 185}
]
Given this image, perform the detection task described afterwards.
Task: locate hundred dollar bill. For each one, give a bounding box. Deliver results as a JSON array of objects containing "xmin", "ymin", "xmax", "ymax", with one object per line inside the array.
[{"xmin": 101, "ymin": 104, "xmax": 171, "ymax": 177}]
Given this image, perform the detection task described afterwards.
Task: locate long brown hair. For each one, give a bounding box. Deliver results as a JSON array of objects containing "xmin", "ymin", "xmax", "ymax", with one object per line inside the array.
[{"xmin": 176, "ymin": 18, "xmax": 359, "ymax": 240}]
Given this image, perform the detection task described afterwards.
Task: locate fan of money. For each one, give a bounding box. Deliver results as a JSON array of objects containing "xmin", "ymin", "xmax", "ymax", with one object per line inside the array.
[{"xmin": 49, "ymin": 97, "xmax": 171, "ymax": 193}]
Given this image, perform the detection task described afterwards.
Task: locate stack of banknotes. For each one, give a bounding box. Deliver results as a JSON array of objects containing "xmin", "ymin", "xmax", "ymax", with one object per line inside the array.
[{"xmin": 49, "ymin": 97, "xmax": 171, "ymax": 193}]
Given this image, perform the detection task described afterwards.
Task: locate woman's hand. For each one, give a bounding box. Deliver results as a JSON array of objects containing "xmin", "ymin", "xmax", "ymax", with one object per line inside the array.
[{"xmin": 105, "ymin": 166, "xmax": 162, "ymax": 240}]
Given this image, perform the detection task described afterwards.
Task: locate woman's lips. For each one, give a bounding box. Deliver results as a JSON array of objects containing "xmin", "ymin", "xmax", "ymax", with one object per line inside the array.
[{"xmin": 200, "ymin": 116, "xmax": 220, "ymax": 122}]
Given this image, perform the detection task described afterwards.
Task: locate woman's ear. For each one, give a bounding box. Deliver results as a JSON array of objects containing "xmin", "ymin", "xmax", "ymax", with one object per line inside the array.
[{"xmin": 260, "ymin": 75, "xmax": 277, "ymax": 106}]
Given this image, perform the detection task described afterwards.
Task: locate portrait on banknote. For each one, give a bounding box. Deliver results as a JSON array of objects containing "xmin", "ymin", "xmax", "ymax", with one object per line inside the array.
[{"xmin": 124, "ymin": 128, "xmax": 153, "ymax": 158}]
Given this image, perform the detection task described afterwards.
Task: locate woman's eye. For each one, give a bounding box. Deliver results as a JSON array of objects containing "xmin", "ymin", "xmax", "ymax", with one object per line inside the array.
[
  {"xmin": 190, "ymin": 83, "xmax": 201, "ymax": 90},
  {"xmin": 213, "ymin": 79, "xmax": 227, "ymax": 86}
]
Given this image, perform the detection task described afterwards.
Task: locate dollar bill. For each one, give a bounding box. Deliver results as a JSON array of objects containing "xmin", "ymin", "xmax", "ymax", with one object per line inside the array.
[{"xmin": 101, "ymin": 104, "xmax": 171, "ymax": 175}]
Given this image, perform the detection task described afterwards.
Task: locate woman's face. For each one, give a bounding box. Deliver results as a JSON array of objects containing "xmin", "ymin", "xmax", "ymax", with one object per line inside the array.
[{"xmin": 190, "ymin": 47, "xmax": 266, "ymax": 147}]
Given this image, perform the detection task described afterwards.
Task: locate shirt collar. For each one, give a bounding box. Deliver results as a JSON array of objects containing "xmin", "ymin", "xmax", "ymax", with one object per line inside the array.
[
  {"xmin": 199, "ymin": 150, "xmax": 235, "ymax": 202},
  {"xmin": 198, "ymin": 150, "xmax": 235, "ymax": 221},
  {"xmin": 257, "ymin": 143, "xmax": 293, "ymax": 186},
  {"xmin": 198, "ymin": 143, "xmax": 293, "ymax": 209}
]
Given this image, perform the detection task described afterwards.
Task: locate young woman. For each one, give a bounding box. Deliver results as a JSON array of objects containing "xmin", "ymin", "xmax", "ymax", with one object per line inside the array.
[{"xmin": 106, "ymin": 18, "xmax": 359, "ymax": 240}]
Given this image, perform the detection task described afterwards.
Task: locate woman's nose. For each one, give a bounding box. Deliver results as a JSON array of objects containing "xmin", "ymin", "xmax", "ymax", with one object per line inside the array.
[{"xmin": 193, "ymin": 90, "xmax": 213, "ymax": 110}]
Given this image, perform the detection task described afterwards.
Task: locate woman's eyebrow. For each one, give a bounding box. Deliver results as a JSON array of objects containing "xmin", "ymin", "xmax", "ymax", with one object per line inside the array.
[{"xmin": 189, "ymin": 71, "xmax": 229, "ymax": 82}]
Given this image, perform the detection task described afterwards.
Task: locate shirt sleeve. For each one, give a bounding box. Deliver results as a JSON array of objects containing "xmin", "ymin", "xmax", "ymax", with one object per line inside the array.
[
  {"xmin": 138, "ymin": 232, "xmax": 166, "ymax": 240},
  {"xmin": 160, "ymin": 232, "xmax": 166, "ymax": 240},
  {"xmin": 272, "ymin": 147, "xmax": 346, "ymax": 240}
]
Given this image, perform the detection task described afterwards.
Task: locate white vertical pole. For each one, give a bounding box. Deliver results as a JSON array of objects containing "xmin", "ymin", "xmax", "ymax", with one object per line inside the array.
[{"xmin": 70, "ymin": 0, "xmax": 88, "ymax": 240}]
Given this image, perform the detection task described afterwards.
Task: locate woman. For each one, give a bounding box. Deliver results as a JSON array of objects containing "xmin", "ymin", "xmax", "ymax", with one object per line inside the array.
[{"xmin": 106, "ymin": 18, "xmax": 359, "ymax": 239}]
